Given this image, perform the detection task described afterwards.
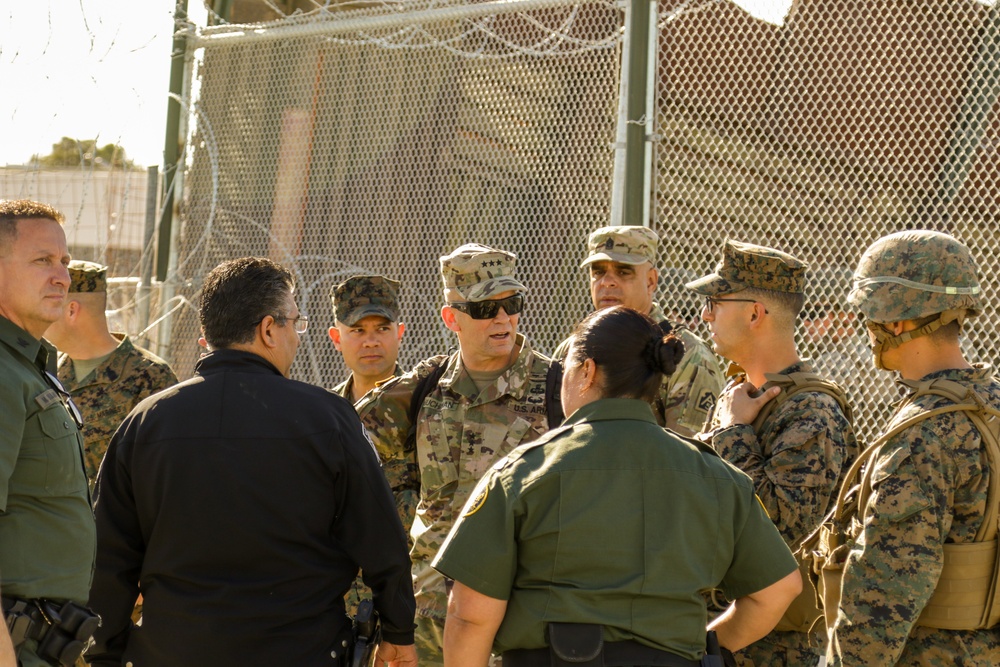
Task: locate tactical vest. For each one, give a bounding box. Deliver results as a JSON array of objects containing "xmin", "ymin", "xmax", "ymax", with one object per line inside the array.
[
  {"xmin": 744, "ymin": 371, "xmax": 853, "ymax": 633},
  {"xmin": 800, "ymin": 377, "xmax": 1000, "ymax": 633},
  {"xmin": 404, "ymin": 356, "xmax": 564, "ymax": 454}
]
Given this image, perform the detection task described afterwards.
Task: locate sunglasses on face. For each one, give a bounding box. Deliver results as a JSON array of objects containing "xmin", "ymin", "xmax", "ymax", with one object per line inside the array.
[{"xmin": 449, "ymin": 293, "xmax": 525, "ymax": 320}]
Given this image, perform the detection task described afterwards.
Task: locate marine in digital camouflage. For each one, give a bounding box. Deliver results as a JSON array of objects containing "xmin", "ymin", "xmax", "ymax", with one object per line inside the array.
[
  {"xmin": 703, "ymin": 361, "xmax": 859, "ymax": 663},
  {"xmin": 685, "ymin": 240, "xmax": 806, "ymax": 296},
  {"xmin": 58, "ymin": 334, "xmax": 178, "ymax": 488},
  {"xmin": 829, "ymin": 367, "xmax": 1000, "ymax": 665},
  {"xmin": 355, "ymin": 336, "xmax": 551, "ymax": 622},
  {"xmin": 67, "ymin": 259, "xmax": 107, "ymax": 293},
  {"xmin": 829, "ymin": 230, "xmax": 997, "ymax": 665},
  {"xmin": 552, "ymin": 302, "xmax": 723, "ymax": 437}
]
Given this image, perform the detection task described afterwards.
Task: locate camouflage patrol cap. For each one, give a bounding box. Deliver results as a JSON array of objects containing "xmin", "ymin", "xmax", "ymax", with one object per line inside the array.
[
  {"xmin": 848, "ymin": 230, "xmax": 981, "ymax": 323},
  {"xmin": 581, "ymin": 226, "xmax": 659, "ymax": 267},
  {"xmin": 68, "ymin": 260, "xmax": 107, "ymax": 293},
  {"xmin": 685, "ymin": 240, "xmax": 806, "ymax": 295},
  {"xmin": 331, "ymin": 275, "xmax": 402, "ymax": 325},
  {"xmin": 440, "ymin": 243, "xmax": 526, "ymax": 301}
]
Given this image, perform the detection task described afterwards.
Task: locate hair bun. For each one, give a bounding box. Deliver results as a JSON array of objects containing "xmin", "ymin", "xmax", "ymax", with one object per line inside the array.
[{"xmin": 643, "ymin": 334, "xmax": 685, "ymax": 376}]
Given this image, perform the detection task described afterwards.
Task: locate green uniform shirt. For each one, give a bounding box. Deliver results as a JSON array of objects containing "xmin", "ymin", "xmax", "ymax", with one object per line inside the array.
[
  {"xmin": 433, "ymin": 398, "xmax": 796, "ymax": 659},
  {"xmin": 0, "ymin": 316, "xmax": 95, "ymax": 604}
]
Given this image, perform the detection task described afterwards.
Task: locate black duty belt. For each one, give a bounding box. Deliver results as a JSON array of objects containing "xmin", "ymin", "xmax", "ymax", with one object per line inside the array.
[{"xmin": 504, "ymin": 640, "xmax": 701, "ymax": 667}]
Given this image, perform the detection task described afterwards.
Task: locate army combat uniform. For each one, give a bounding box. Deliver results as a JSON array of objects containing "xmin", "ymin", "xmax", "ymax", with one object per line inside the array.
[
  {"xmin": 332, "ymin": 364, "xmax": 401, "ymax": 402},
  {"xmin": 357, "ymin": 335, "xmax": 551, "ymax": 653},
  {"xmin": 58, "ymin": 333, "xmax": 177, "ymax": 486}
]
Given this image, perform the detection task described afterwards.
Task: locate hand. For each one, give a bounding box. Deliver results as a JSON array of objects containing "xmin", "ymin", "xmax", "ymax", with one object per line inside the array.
[
  {"xmin": 714, "ymin": 382, "xmax": 780, "ymax": 428},
  {"xmin": 374, "ymin": 641, "xmax": 418, "ymax": 667}
]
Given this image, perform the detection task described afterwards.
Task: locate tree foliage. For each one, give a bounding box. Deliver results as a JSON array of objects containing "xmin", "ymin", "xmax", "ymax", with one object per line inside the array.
[{"xmin": 32, "ymin": 137, "xmax": 138, "ymax": 169}]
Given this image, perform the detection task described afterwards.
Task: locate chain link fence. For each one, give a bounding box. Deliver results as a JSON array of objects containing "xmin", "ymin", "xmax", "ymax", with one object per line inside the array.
[{"xmin": 163, "ymin": 0, "xmax": 999, "ymax": 444}]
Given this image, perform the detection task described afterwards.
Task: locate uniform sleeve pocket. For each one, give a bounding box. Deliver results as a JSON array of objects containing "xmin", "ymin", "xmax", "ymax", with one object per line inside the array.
[{"xmin": 868, "ymin": 444, "xmax": 932, "ymax": 523}]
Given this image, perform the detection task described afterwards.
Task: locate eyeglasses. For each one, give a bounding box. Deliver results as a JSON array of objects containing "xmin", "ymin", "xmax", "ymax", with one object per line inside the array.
[
  {"xmin": 43, "ymin": 371, "xmax": 84, "ymax": 430},
  {"xmin": 704, "ymin": 296, "xmax": 768, "ymax": 314},
  {"xmin": 274, "ymin": 314, "xmax": 309, "ymax": 334},
  {"xmin": 449, "ymin": 294, "xmax": 525, "ymax": 320}
]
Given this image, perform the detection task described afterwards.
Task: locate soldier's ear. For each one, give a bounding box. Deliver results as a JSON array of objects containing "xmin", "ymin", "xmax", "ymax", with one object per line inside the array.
[
  {"xmin": 66, "ymin": 300, "xmax": 81, "ymax": 321},
  {"xmin": 328, "ymin": 326, "xmax": 341, "ymax": 349},
  {"xmin": 441, "ymin": 305, "xmax": 461, "ymax": 333},
  {"xmin": 396, "ymin": 322, "xmax": 406, "ymax": 340}
]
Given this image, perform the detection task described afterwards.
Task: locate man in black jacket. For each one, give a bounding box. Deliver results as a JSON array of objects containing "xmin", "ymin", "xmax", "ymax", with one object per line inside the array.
[{"xmin": 86, "ymin": 257, "xmax": 417, "ymax": 667}]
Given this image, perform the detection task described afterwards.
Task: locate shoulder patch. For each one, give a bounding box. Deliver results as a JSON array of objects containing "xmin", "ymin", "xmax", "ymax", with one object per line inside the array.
[
  {"xmin": 697, "ymin": 390, "xmax": 717, "ymax": 412},
  {"xmin": 463, "ymin": 485, "xmax": 488, "ymax": 517}
]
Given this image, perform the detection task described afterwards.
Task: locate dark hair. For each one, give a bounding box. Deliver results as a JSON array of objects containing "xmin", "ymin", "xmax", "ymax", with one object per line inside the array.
[
  {"xmin": 199, "ymin": 257, "xmax": 295, "ymax": 349},
  {"xmin": 566, "ymin": 306, "xmax": 685, "ymax": 402},
  {"xmin": 0, "ymin": 199, "xmax": 65, "ymax": 254},
  {"xmin": 741, "ymin": 286, "xmax": 806, "ymax": 319}
]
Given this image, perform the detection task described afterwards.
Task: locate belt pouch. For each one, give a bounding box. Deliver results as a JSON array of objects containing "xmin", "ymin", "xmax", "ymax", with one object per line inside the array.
[{"xmin": 547, "ymin": 623, "xmax": 604, "ymax": 667}]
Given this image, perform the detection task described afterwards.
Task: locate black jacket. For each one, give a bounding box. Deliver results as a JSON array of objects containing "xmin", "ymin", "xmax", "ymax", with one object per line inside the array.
[{"xmin": 87, "ymin": 349, "xmax": 415, "ymax": 666}]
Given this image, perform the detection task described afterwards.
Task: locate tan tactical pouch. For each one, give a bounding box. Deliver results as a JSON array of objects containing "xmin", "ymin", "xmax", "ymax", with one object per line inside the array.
[
  {"xmin": 800, "ymin": 378, "xmax": 1000, "ymax": 632},
  {"xmin": 752, "ymin": 371, "xmax": 853, "ymax": 634}
]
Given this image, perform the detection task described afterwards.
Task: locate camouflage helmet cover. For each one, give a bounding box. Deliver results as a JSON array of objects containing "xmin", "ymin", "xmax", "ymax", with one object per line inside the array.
[{"xmin": 847, "ymin": 230, "xmax": 981, "ymax": 323}]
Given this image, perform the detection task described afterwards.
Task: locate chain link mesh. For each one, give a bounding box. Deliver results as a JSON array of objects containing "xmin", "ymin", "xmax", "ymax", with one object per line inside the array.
[
  {"xmin": 170, "ymin": 0, "xmax": 623, "ymax": 384},
  {"xmin": 652, "ymin": 0, "xmax": 1000, "ymax": 441},
  {"xmin": 166, "ymin": 0, "xmax": 999, "ymax": 444}
]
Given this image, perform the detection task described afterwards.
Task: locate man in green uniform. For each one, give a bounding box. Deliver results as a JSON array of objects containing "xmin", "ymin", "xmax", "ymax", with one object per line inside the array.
[
  {"xmin": 0, "ymin": 200, "xmax": 96, "ymax": 667},
  {"xmin": 688, "ymin": 240, "xmax": 859, "ymax": 666},
  {"xmin": 828, "ymin": 230, "xmax": 1000, "ymax": 665},
  {"xmin": 553, "ymin": 225, "xmax": 724, "ymax": 436},
  {"xmin": 44, "ymin": 260, "xmax": 177, "ymax": 489},
  {"xmin": 329, "ymin": 274, "xmax": 405, "ymax": 403},
  {"xmin": 357, "ymin": 243, "xmax": 554, "ymax": 666}
]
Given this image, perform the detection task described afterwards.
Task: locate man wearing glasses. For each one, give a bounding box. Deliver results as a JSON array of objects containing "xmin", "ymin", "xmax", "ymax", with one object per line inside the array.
[
  {"xmin": 0, "ymin": 200, "xmax": 96, "ymax": 667},
  {"xmin": 553, "ymin": 226, "xmax": 724, "ymax": 437},
  {"xmin": 687, "ymin": 240, "xmax": 859, "ymax": 667},
  {"xmin": 357, "ymin": 243, "xmax": 556, "ymax": 666},
  {"xmin": 86, "ymin": 257, "xmax": 417, "ymax": 667}
]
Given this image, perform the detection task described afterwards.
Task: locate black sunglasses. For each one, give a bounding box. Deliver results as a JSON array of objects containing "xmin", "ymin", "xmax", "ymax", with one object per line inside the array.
[
  {"xmin": 43, "ymin": 371, "xmax": 84, "ymax": 430},
  {"xmin": 449, "ymin": 294, "xmax": 525, "ymax": 320}
]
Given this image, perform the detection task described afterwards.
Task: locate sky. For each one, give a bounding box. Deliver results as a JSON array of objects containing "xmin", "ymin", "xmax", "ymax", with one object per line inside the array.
[{"xmin": 0, "ymin": 1, "xmax": 206, "ymax": 167}]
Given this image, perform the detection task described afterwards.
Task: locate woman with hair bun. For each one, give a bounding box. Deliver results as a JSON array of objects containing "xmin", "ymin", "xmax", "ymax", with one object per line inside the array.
[{"xmin": 432, "ymin": 306, "xmax": 801, "ymax": 667}]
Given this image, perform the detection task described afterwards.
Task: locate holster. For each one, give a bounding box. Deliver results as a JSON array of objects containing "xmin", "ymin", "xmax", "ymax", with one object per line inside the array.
[{"xmin": 2, "ymin": 597, "xmax": 100, "ymax": 667}]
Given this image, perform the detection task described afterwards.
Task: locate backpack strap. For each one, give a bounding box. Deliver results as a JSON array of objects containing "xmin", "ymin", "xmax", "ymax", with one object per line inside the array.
[
  {"xmin": 545, "ymin": 360, "xmax": 565, "ymax": 429},
  {"xmin": 751, "ymin": 371, "xmax": 854, "ymax": 436},
  {"xmin": 403, "ymin": 359, "xmax": 449, "ymax": 454}
]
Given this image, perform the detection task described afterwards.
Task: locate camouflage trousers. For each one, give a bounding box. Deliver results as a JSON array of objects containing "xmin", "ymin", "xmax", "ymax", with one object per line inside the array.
[
  {"xmin": 415, "ymin": 613, "xmax": 503, "ymax": 667},
  {"xmin": 733, "ymin": 629, "xmax": 824, "ymax": 667}
]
